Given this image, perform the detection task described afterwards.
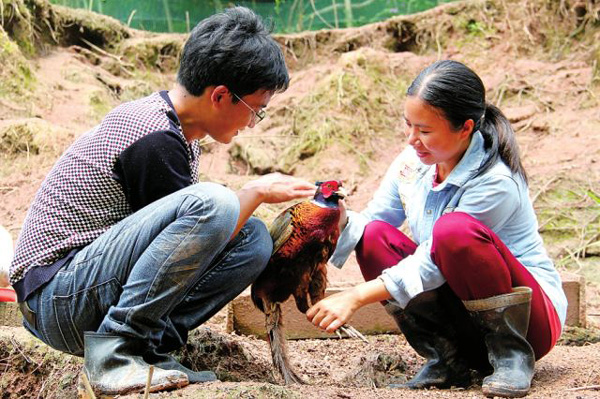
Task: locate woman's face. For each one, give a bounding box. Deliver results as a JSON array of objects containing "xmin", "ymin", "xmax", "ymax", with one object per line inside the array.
[{"xmin": 403, "ymin": 95, "xmax": 473, "ymax": 180}]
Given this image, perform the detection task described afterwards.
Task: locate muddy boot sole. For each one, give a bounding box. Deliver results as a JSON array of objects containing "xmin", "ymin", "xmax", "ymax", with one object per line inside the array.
[
  {"xmin": 483, "ymin": 381, "xmax": 529, "ymax": 398},
  {"xmin": 77, "ymin": 372, "xmax": 189, "ymax": 398}
]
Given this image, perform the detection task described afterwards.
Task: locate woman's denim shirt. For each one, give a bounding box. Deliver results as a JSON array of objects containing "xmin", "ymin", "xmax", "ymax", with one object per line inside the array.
[{"xmin": 331, "ymin": 131, "xmax": 567, "ymax": 327}]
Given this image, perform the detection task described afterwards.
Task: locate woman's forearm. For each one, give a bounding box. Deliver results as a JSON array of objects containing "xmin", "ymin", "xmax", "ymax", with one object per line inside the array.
[{"xmin": 352, "ymin": 278, "xmax": 393, "ymax": 306}]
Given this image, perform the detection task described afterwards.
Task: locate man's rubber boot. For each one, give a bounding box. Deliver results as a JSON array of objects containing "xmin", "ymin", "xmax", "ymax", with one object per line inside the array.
[
  {"xmin": 386, "ymin": 286, "xmax": 472, "ymax": 389},
  {"xmin": 78, "ymin": 332, "xmax": 189, "ymax": 397},
  {"xmin": 144, "ymin": 349, "xmax": 218, "ymax": 383},
  {"xmin": 463, "ymin": 287, "xmax": 535, "ymax": 398}
]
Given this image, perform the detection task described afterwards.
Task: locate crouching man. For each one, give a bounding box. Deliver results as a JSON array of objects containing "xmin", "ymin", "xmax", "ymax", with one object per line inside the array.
[{"xmin": 9, "ymin": 7, "xmax": 315, "ymax": 396}]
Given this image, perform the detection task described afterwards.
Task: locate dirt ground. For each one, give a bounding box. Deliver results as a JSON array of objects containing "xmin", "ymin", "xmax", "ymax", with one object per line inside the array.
[{"xmin": 1, "ymin": 0, "xmax": 600, "ymax": 397}]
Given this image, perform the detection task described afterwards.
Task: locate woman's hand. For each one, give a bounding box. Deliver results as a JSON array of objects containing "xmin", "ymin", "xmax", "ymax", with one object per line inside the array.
[
  {"xmin": 306, "ymin": 288, "xmax": 361, "ymax": 333},
  {"xmin": 306, "ymin": 279, "xmax": 393, "ymax": 333},
  {"xmin": 338, "ymin": 199, "xmax": 348, "ymax": 232}
]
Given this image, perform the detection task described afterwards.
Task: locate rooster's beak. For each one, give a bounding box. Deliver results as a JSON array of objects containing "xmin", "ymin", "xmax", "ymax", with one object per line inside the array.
[{"xmin": 335, "ymin": 187, "xmax": 348, "ymax": 199}]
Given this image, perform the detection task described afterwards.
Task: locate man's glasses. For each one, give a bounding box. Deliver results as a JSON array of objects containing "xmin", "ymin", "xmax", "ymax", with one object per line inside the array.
[{"xmin": 232, "ymin": 93, "xmax": 266, "ymax": 125}]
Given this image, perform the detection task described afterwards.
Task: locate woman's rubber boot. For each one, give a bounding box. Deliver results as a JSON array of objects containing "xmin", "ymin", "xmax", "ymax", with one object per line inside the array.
[
  {"xmin": 78, "ymin": 332, "xmax": 189, "ymax": 398},
  {"xmin": 385, "ymin": 286, "xmax": 472, "ymax": 389},
  {"xmin": 144, "ymin": 349, "xmax": 218, "ymax": 383},
  {"xmin": 463, "ymin": 287, "xmax": 535, "ymax": 398}
]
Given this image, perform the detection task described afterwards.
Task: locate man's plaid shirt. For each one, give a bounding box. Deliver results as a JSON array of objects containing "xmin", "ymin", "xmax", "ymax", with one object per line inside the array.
[{"xmin": 10, "ymin": 92, "xmax": 201, "ymax": 300}]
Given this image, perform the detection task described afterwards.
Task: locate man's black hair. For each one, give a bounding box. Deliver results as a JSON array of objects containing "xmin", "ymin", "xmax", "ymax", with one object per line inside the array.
[{"xmin": 177, "ymin": 6, "xmax": 289, "ymax": 99}]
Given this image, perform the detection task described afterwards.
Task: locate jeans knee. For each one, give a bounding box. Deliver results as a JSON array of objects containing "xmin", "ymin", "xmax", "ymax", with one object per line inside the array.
[
  {"xmin": 201, "ymin": 182, "xmax": 239, "ymax": 218},
  {"xmin": 183, "ymin": 182, "xmax": 239, "ymax": 233}
]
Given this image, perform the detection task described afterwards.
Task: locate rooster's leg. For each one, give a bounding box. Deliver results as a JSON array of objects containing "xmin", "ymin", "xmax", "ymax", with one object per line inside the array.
[
  {"xmin": 294, "ymin": 294, "xmax": 311, "ymax": 314},
  {"xmin": 308, "ymin": 263, "xmax": 328, "ymax": 306}
]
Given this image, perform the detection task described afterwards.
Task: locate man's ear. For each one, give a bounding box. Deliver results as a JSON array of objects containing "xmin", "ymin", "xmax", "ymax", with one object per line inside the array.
[{"xmin": 210, "ymin": 85, "xmax": 230, "ymax": 105}]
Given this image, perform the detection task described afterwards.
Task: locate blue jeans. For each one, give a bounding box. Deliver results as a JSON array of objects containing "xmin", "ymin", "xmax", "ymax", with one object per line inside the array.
[{"xmin": 23, "ymin": 183, "xmax": 272, "ymax": 356}]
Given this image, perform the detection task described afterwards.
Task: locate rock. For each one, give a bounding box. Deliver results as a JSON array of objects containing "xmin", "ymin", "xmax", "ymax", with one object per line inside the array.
[
  {"xmin": 229, "ymin": 273, "xmax": 588, "ymax": 339},
  {"xmin": 229, "ymin": 136, "xmax": 294, "ymax": 175}
]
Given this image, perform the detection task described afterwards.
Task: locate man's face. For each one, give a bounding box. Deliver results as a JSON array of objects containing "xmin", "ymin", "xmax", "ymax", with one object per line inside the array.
[{"xmin": 210, "ymin": 89, "xmax": 274, "ymax": 144}]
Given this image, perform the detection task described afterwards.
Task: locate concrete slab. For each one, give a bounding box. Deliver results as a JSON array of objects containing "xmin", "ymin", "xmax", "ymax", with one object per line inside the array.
[
  {"xmin": 561, "ymin": 271, "xmax": 586, "ymax": 328},
  {"xmin": 227, "ymin": 270, "xmax": 587, "ymax": 339},
  {"xmin": 227, "ymin": 286, "xmax": 398, "ymax": 340}
]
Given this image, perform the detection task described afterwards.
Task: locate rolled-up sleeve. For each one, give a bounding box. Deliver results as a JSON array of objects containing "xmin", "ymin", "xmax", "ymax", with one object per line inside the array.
[
  {"xmin": 380, "ymin": 238, "xmax": 446, "ymax": 308},
  {"xmin": 329, "ymin": 153, "xmax": 407, "ymax": 267}
]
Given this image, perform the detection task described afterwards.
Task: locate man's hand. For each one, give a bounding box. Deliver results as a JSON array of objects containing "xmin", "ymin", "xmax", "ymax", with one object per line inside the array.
[
  {"xmin": 240, "ymin": 173, "xmax": 316, "ymax": 204},
  {"xmin": 233, "ymin": 173, "xmax": 316, "ymax": 239}
]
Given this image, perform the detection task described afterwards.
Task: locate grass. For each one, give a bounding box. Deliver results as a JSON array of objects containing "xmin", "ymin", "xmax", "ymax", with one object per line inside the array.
[
  {"xmin": 0, "ymin": 119, "xmax": 75, "ymax": 180},
  {"xmin": 0, "ymin": 330, "xmax": 81, "ymax": 399},
  {"xmin": 88, "ymin": 90, "xmax": 114, "ymax": 122},
  {"xmin": 0, "ymin": 0, "xmax": 37, "ymax": 55},
  {"xmin": 120, "ymin": 35, "xmax": 182, "ymax": 72},
  {"xmin": 558, "ymin": 325, "xmax": 600, "ymax": 346},
  {"xmin": 118, "ymin": 71, "xmax": 172, "ymax": 102},
  {"xmin": 534, "ymin": 178, "xmax": 600, "ymax": 284},
  {"xmin": 0, "ymin": 26, "xmax": 35, "ymax": 101},
  {"xmin": 250, "ymin": 49, "xmax": 409, "ymax": 175}
]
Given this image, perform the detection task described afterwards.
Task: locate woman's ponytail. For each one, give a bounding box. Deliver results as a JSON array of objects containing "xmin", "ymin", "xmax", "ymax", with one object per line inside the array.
[{"xmin": 478, "ymin": 103, "xmax": 528, "ymax": 183}]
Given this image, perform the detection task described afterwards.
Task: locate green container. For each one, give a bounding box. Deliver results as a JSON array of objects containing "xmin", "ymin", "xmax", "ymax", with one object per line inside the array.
[{"xmin": 49, "ymin": 0, "xmax": 454, "ymax": 34}]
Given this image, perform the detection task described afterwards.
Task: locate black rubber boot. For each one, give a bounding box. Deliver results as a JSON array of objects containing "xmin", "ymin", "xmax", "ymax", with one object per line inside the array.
[
  {"xmin": 144, "ymin": 349, "xmax": 218, "ymax": 383},
  {"xmin": 78, "ymin": 332, "xmax": 189, "ymax": 397},
  {"xmin": 463, "ymin": 287, "xmax": 535, "ymax": 398},
  {"xmin": 386, "ymin": 286, "xmax": 473, "ymax": 389}
]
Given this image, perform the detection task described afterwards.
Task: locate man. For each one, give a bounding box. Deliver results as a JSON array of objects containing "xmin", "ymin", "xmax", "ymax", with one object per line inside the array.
[{"xmin": 9, "ymin": 7, "xmax": 314, "ymax": 396}]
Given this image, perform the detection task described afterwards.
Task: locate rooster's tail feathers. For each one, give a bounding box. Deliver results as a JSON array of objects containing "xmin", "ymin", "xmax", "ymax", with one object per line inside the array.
[{"xmin": 264, "ymin": 300, "xmax": 306, "ymax": 385}]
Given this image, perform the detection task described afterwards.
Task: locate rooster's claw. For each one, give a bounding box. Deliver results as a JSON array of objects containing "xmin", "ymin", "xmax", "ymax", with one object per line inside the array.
[{"xmin": 336, "ymin": 324, "xmax": 368, "ymax": 343}]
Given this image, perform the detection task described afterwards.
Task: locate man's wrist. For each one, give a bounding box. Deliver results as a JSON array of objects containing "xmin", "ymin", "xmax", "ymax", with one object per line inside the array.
[{"xmin": 239, "ymin": 183, "xmax": 267, "ymax": 203}]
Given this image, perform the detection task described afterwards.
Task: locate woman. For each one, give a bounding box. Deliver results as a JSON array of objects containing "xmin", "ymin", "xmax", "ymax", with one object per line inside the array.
[{"xmin": 306, "ymin": 60, "xmax": 567, "ymax": 398}]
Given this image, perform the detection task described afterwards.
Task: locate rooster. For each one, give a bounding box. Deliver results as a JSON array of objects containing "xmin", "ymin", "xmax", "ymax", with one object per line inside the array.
[{"xmin": 251, "ymin": 180, "xmax": 365, "ymax": 385}]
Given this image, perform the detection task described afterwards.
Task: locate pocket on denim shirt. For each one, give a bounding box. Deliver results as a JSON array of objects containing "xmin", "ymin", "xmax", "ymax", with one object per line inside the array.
[{"xmin": 52, "ymin": 277, "xmax": 122, "ymax": 355}]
